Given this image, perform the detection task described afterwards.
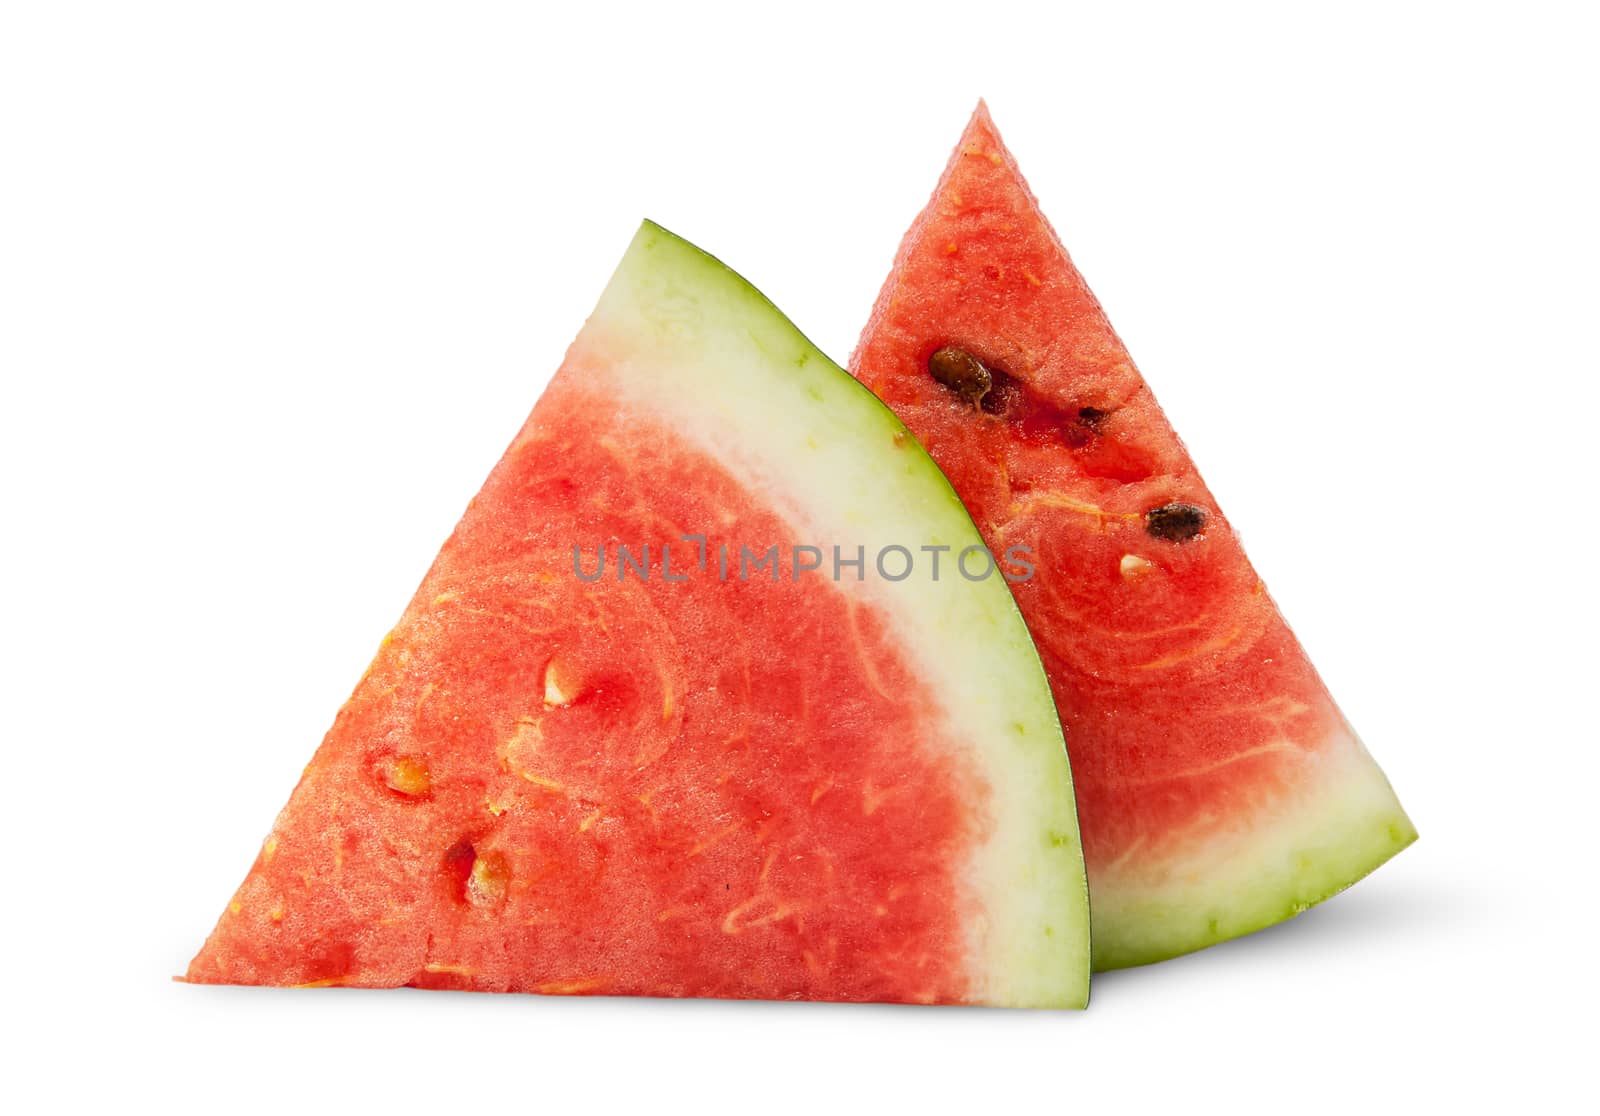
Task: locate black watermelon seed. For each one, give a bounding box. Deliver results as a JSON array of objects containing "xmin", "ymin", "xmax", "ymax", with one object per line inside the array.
[
  {"xmin": 928, "ymin": 346, "xmax": 992, "ymax": 405},
  {"xmin": 1145, "ymin": 502, "xmax": 1208, "ymax": 543}
]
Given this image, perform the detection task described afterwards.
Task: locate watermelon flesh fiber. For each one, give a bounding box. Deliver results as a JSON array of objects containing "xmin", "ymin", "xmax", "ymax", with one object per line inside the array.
[
  {"xmin": 849, "ymin": 103, "xmax": 1415, "ymax": 969},
  {"xmin": 187, "ymin": 223, "xmax": 1090, "ymax": 1007}
]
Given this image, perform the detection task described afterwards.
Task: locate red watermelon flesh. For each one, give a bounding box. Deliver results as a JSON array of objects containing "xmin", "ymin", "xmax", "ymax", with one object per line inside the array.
[
  {"xmin": 186, "ymin": 223, "xmax": 1090, "ymax": 1007},
  {"xmin": 850, "ymin": 104, "xmax": 1415, "ymax": 970}
]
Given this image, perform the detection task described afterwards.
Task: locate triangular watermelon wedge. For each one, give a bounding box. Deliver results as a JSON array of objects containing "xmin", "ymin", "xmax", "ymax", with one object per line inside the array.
[
  {"xmin": 850, "ymin": 104, "xmax": 1415, "ymax": 970},
  {"xmin": 186, "ymin": 222, "xmax": 1090, "ymax": 1008}
]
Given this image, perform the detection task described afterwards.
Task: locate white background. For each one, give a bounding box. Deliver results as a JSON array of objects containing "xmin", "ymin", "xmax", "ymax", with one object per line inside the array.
[{"xmin": 4, "ymin": 1, "xmax": 1596, "ymax": 1111}]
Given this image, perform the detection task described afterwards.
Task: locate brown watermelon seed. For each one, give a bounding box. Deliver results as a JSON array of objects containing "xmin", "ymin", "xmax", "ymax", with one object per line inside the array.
[
  {"xmin": 1077, "ymin": 406, "xmax": 1108, "ymax": 429},
  {"xmin": 1145, "ymin": 502, "xmax": 1208, "ymax": 543},
  {"xmin": 928, "ymin": 346, "xmax": 992, "ymax": 406}
]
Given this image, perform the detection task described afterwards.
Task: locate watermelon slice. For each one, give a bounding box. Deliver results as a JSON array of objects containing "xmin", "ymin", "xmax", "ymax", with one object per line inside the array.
[
  {"xmin": 849, "ymin": 104, "xmax": 1415, "ymax": 970},
  {"xmin": 186, "ymin": 222, "xmax": 1090, "ymax": 1008}
]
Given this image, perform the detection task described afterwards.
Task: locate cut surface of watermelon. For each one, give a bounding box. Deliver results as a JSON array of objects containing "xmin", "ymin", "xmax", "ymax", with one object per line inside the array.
[
  {"xmin": 187, "ymin": 222, "xmax": 1089, "ymax": 1008},
  {"xmin": 850, "ymin": 104, "xmax": 1415, "ymax": 970}
]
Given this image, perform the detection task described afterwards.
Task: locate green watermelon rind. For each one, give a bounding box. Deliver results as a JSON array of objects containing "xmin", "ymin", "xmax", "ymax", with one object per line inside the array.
[
  {"xmin": 1089, "ymin": 731, "xmax": 1416, "ymax": 970},
  {"xmin": 579, "ymin": 222, "xmax": 1091, "ymax": 1008}
]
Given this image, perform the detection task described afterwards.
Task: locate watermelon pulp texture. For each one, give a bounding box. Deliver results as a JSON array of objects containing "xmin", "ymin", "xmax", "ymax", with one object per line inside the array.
[
  {"xmin": 188, "ymin": 223, "xmax": 1090, "ymax": 1008},
  {"xmin": 850, "ymin": 105, "xmax": 1415, "ymax": 970}
]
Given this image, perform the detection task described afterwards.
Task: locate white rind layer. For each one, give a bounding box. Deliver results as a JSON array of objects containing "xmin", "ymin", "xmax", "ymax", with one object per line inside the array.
[
  {"xmin": 1089, "ymin": 721, "xmax": 1416, "ymax": 970},
  {"xmin": 569, "ymin": 222, "xmax": 1089, "ymax": 1008}
]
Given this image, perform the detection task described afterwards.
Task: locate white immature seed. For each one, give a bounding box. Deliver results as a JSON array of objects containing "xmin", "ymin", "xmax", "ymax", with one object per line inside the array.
[
  {"xmin": 1120, "ymin": 554, "xmax": 1155, "ymax": 579},
  {"xmin": 543, "ymin": 659, "xmax": 577, "ymax": 708}
]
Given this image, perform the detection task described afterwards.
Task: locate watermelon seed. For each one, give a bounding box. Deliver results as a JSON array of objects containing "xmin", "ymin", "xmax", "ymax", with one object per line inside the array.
[
  {"xmin": 468, "ymin": 851, "xmax": 511, "ymax": 907},
  {"xmin": 384, "ymin": 755, "xmax": 432, "ymax": 797},
  {"xmin": 928, "ymin": 346, "xmax": 992, "ymax": 406},
  {"xmin": 1077, "ymin": 406, "xmax": 1107, "ymax": 429},
  {"xmin": 543, "ymin": 658, "xmax": 578, "ymax": 708},
  {"xmin": 1120, "ymin": 554, "xmax": 1155, "ymax": 579},
  {"xmin": 1145, "ymin": 503, "xmax": 1208, "ymax": 543}
]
